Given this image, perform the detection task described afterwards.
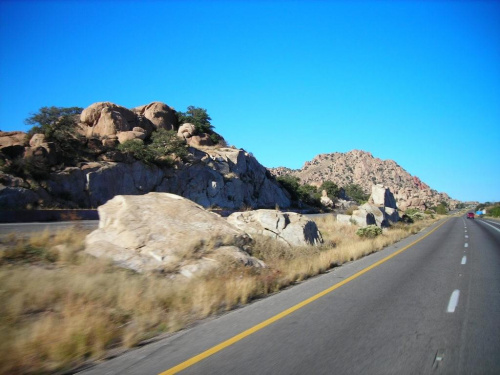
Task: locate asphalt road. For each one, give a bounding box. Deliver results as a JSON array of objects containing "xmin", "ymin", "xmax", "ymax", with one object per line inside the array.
[
  {"xmin": 0, "ymin": 220, "xmax": 98, "ymax": 237},
  {"xmin": 77, "ymin": 216, "xmax": 500, "ymax": 375}
]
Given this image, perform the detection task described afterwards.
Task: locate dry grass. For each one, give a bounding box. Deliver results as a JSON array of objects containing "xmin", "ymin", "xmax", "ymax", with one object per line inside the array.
[{"xmin": 0, "ymin": 215, "xmax": 440, "ymax": 374}]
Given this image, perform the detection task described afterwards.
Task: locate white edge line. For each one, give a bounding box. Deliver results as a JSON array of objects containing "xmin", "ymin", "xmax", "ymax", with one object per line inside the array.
[
  {"xmin": 480, "ymin": 220, "xmax": 500, "ymax": 233},
  {"xmin": 447, "ymin": 290, "xmax": 460, "ymax": 313}
]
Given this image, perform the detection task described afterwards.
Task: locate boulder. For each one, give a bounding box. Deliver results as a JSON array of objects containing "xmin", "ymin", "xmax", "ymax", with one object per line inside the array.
[
  {"xmin": 85, "ymin": 193, "xmax": 262, "ymax": 275},
  {"xmin": 227, "ymin": 210, "xmax": 323, "ymax": 246},
  {"xmin": 132, "ymin": 102, "xmax": 178, "ymax": 131},
  {"xmin": 29, "ymin": 133, "xmax": 46, "ymax": 148},
  {"xmin": 80, "ymin": 102, "xmax": 137, "ymax": 138},
  {"xmin": 320, "ymin": 190, "xmax": 334, "ymax": 208},
  {"xmin": 117, "ymin": 128, "xmax": 147, "ymax": 144},
  {"xmin": 336, "ymin": 214, "xmax": 352, "ymax": 225},
  {"xmin": 0, "ymin": 131, "xmax": 27, "ymax": 148},
  {"xmin": 187, "ymin": 133, "xmax": 214, "ymax": 147},
  {"xmin": 178, "ymin": 123, "xmax": 196, "ymax": 139},
  {"xmin": 350, "ymin": 202, "xmax": 400, "ymax": 228},
  {"xmin": 0, "ymin": 131, "xmax": 27, "ymax": 158},
  {"xmin": 370, "ymin": 184, "xmax": 397, "ymax": 209}
]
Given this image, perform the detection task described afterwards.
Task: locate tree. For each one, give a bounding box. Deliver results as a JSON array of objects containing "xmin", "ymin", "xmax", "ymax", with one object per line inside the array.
[
  {"xmin": 25, "ymin": 106, "xmax": 83, "ymax": 140},
  {"xmin": 25, "ymin": 106, "xmax": 84, "ymax": 164},
  {"xmin": 277, "ymin": 175, "xmax": 301, "ymax": 201},
  {"xmin": 319, "ymin": 180, "xmax": 340, "ymax": 199},
  {"xmin": 344, "ymin": 183, "xmax": 369, "ymax": 204},
  {"xmin": 177, "ymin": 106, "xmax": 213, "ymax": 134}
]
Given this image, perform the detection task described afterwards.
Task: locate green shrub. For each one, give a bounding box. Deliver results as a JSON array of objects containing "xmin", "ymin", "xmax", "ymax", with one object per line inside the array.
[
  {"xmin": 117, "ymin": 129, "xmax": 187, "ymax": 165},
  {"xmin": 356, "ymin": 225, "xmax": 382, "ymax": 238},
  {"xmin": 344, "ymin": 183, "xmax": 369, "ymax": 204},
  {"xmin": 488, "ymin": 206, "xmax": 500, "ymax": 217},
  {"xmin": 117, "ymin": 139, "xmax": 156, "ymax": 164},
  {"xmin": 405, "ymin": 209, "xmax": 425, "ymax": 221}
]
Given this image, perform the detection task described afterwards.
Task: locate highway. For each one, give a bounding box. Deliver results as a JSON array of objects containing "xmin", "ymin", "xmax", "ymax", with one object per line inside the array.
[
  {"xmin": 76, "ymin": 216, "xmax": 500, "ymax": 375},
  {"xmin": 0, "ymin": 220, "xmax": 98, "ymax": 237}
]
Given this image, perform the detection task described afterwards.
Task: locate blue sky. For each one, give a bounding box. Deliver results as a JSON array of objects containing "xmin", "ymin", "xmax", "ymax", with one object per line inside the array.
[{"xmin": 1, "ymin": 0, "xmax": 499, "ymax": 203}]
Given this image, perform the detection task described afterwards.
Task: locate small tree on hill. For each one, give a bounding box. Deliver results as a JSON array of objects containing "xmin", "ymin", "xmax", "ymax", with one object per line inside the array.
[
  {"xmin": 177, "ymin": 106, "xmax": 213, "ymax": 134},
  {"xmin": 25, "ymin": 106, "xmax": 83, "ymax": 141}
]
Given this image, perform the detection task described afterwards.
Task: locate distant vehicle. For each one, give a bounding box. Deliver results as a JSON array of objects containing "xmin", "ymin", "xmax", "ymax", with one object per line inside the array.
[{"xmin": 467, "ymin": 212, "xmax": 475, "ymax": 219}]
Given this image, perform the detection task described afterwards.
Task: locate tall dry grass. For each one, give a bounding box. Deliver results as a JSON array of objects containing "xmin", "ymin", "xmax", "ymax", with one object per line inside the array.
[{"xmin": 0, "ymin": 215, "xmax": 439, "ymax": 374}]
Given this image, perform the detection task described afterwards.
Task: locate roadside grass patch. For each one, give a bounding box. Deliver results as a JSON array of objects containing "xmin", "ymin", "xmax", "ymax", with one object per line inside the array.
[{"xmin": 0, "ymin": 215, "xmax": 439, "ymax": 374}]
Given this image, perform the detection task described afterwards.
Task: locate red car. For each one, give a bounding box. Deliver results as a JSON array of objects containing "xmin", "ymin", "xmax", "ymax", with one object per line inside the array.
[{"xmin": 467, "ymin": 212, "xmax": 475, "ymax": 219}]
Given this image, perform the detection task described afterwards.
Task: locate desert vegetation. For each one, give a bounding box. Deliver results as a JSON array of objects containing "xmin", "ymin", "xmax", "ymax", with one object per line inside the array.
[{"xmin": 0, "ymin": 215, "xmax": 440, "ymax": 374}]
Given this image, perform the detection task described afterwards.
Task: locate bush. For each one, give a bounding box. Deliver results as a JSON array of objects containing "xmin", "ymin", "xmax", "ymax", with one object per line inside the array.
[
  {"xmin": 344, "ymin": 183, "xmax": 369, "ymax": 204},
  {"xmin": 488, "ymin": 206, "xmax": 500, "ymax": 217},
  {"xmin": 405, "ymin": 209, "xmax": 425, "ymax": 221},
  {"xmin": 356, "ymin": 225, "xmax": 382, "ymax": 238},
  {"xmin": 117, "ymin": 129, "xmax": 187, "ymax": 165},
  {"xmin": 434, "ymin": 203, "xmax": 448, "ymax": 215},
  {"xmin": 117, "ymin": 140, "xmax": 155, "ymax": 164}
]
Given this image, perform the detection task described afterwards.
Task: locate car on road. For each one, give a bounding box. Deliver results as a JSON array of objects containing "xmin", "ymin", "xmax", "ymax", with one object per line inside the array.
[{"xmin": 467, "ymin": 212, "xmax": 475, "ymax": 219}]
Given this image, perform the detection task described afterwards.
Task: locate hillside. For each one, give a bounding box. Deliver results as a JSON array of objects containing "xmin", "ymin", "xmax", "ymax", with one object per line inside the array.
[{"xmin": 269, "ymin": 150, "xmax": 459, "ymax": 211}]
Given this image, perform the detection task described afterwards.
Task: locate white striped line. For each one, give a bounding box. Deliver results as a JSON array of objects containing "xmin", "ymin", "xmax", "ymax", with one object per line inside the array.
[
  {"xmin": 447, "ymin": 290, "xmax": 460, "ymax": 313},
  {"xmin": 461, "ymin": 256, "xmax": 467, "ymax": 265},
  {"xmin": 464, "ymin": 243, "xmax": 468, "ymax": 248},
  {"xmin": 480, "ymin": 220, "xmax": 500, "ymax": 234},
  {"xmin": 465, "ymin": 235, "xmax": 469, "ymax": 238}
]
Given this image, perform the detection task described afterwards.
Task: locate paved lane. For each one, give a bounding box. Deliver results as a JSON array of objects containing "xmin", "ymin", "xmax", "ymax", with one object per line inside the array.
[
  {"xmin": 78, "ymin": 217, "xmax": 500, "ymax": 375},
  {"xmin": 0, "ymin": 220, "xmax": 98, "ymax": 237}
]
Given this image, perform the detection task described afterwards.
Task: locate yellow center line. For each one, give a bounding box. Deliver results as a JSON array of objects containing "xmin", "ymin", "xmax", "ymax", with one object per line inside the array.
[{"xmin": 160, "ymin": 218, "xmax": 450, "ymax": 375}]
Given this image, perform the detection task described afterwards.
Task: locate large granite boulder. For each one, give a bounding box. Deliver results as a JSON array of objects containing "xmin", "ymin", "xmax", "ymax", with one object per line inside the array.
[
  {"xmin": 370, "ymin": 184, "xmax": 397, "ymax": 208},
  {"xmin": 350, "ymin": 202, "xmax": 400, "ymax": 228},
  {"xmin": 320, "ymin": 189, "xmax": 334, "ymax": 208},
  {"xmin": 80, "ymin": 102, "xmax": 138, "ymax": 138},
  {"xmin": 337, "ymin": 184, "xmax": 400, "ymax": 227},
  {"xmin": 85, "ymin": 193, "xmax": 263, "ymax": 275},
  {"xmin": 227, "ymin": 210, "xmax": 323, "ymax": 246},
  {"xmin": 132, "ymin": 102, "xmax": 178, "ymax": 131},
  {"xmin": 0, "ymin": 131, "xmax": 27, "ymax": 158}
]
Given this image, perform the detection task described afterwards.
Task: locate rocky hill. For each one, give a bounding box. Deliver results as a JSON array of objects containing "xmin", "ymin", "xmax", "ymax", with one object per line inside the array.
[
  {"xmin": 269, "ymin": 150, "xmax": 459, "ymax": 211},
  {"xmin": 0, "ymin": 102, "xmax": 291, "ymax": 210}
]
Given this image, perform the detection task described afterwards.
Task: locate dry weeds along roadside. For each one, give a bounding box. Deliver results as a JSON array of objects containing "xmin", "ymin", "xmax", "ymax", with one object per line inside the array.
[{"xmin": 0, "ymin": 215, "xmax": 440, "ymax": 375}]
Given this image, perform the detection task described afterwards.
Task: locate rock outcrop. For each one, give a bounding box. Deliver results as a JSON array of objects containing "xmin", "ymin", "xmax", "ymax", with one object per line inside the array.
[
  {"xmin": 1, "ymin": 146, "xmax": 291, "ymax": 209},
  {"xmin": 337, "ymin": 185, "xmax": 400, "ymax": 227},
  {"xmin": 227, "ymin": 210, "xmax": 323, "ymax": 246},
  {"xmin": 85, "ymin": 193, "xmax": 264, "ymax": 276},
  {"xmin": 269, "ymin": 150, "xmax": 459, "ymax": 210},
  {"xmin": 0, "ymin": 101, "xmax": 292, "ymax": 210}
]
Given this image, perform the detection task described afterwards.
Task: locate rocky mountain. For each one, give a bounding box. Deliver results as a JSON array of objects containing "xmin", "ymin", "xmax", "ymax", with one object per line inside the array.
[
  {"xmin": 0, "ymin": 102, "xmax": 291, "ymax": 210},
  {"xmin": 269, "ymin": 150, "xmax": 459, "ymax": 211}
]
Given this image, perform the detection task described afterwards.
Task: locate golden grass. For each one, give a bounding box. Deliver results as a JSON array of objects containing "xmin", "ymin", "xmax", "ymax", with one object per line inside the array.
[{"xmin": 0, "ymin": 215, "xmax": 440, "ymax": 374}]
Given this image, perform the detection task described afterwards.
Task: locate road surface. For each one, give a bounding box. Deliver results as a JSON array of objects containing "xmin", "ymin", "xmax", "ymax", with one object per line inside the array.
[
  {"xmin": 77, "ymin": 216, "xmax": 500, "ymax": 375},
  {"xmin": 0, "ymin": 220, "xmax": 98, "ymax": 237}
]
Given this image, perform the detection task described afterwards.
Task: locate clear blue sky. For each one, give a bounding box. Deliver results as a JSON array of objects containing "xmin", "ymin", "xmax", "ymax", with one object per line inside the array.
[{"xmin": 1, "ymin": 0, "xmax": 499, "ymax": 203}]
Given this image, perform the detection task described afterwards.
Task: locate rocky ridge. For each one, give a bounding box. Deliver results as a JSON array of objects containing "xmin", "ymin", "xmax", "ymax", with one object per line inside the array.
[{"xmin": 269, "ymin": 150, "xmax": 459, "ymax": 210}]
